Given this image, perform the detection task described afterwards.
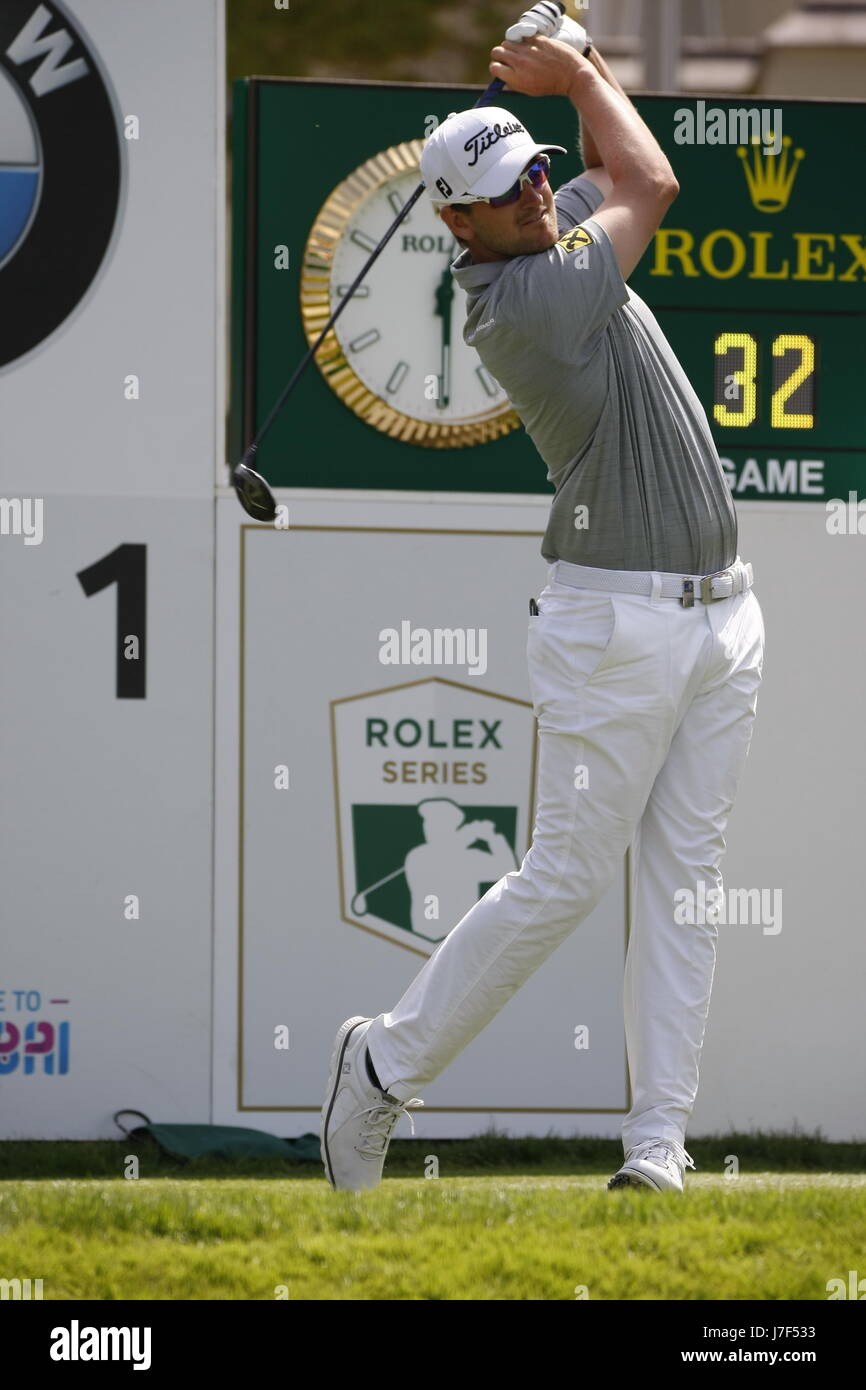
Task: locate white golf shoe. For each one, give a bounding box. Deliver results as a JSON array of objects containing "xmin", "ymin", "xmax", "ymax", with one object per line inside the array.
[
  {"xmin": 320, "ymin": 1016, "xmax": 424, "ymax": 1192},
  {"xmin": 607, "ymin": 1138, "xmax": 696, "ymax": 1192}
]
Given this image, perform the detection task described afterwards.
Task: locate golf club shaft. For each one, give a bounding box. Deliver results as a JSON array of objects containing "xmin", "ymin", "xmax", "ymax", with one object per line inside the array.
[
  {"xmin": 246, "ymin": 75, "xmax": 507, "ymax": 459},
  {"xmin": 351, "ymin": 867, "xmax": 409, "ymax": 916}
]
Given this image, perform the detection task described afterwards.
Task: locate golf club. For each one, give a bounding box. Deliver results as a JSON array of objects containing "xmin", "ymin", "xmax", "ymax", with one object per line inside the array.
[
  {"xmin": 351, "ymin": 866, "xmax": 407, "ymax": 918},
  {"xmin": 230, "ymin": 2, "xmax": 567, "ymax": 519}
]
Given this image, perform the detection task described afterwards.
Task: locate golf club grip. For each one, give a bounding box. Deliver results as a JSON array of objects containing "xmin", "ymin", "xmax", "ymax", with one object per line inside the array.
[{"xmin": 474, "ymin": 76, "xmax": 506, "ymax": 108}]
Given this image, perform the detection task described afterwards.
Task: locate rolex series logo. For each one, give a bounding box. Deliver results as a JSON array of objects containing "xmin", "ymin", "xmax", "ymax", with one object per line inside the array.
[
  {"xmin": 738, "ymin": 134, "xmax": 805, "ymax": 214},
  {"xmin": 331, "ymin": 678, "xmax": 536, "ymax": 958}
]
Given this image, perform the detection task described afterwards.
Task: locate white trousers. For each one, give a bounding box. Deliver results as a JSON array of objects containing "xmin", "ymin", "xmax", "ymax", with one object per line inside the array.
[{"xmin": 366, "ymin": 560, "xmax": 765, "ymax": 1151}]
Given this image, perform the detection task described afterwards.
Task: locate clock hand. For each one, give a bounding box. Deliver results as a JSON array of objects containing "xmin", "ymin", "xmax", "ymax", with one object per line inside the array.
[{"xmin": 434, "ymin": 262, "xmax": 454, "ymax": 409}]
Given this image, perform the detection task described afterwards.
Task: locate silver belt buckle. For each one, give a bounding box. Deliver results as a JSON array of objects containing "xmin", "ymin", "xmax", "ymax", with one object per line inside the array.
[{"xmin": 700, "ymin": 568, "xmax": 733, "ymax": 604}]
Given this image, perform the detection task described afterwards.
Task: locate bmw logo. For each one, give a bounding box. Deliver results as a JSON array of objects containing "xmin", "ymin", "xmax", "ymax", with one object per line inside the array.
[{"xmin": 0, "ymin": 0, "xmax": 124, "ymax": 371}]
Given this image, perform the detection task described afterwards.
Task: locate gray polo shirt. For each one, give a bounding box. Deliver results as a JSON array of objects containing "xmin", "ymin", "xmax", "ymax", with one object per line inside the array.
[{"xmin": 453, "ymin": 175, "xmax": 737, "ymax": 574}]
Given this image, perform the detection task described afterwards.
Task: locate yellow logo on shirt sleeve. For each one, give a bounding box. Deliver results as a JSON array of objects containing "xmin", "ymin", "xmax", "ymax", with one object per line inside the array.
[{"xmin": 557, "ymin": 225, "xmax": 594, "ymax": 253}]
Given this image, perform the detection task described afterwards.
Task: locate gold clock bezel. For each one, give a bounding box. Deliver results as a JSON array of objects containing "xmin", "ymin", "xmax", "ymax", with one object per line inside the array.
[{"xmin": 299, "ymin": 140, "xmax": 520, "ymax": 449}]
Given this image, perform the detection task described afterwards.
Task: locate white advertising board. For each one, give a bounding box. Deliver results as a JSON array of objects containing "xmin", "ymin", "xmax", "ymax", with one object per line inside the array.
[
  {"xmin": 213, "ymin": 490, "xmax": 866, "ymax": 1142},
  {"xmin": 0, "ymin": 0, "xmax": 224, "ymax": 1137},
  {"xmin": 212, "ymin": 489, "xmax": 639, "ymax": 1139}
]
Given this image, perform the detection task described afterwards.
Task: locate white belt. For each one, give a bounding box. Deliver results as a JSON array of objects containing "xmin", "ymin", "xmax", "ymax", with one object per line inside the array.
[{"xmin": 550, "ymin": 558, "xmax": 754, "ymax": 608}]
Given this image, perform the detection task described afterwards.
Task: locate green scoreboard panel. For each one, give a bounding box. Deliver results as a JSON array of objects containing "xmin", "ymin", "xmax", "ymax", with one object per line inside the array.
[{"xmin": 231, "ymin": 80, "xmax": 865, "ymax": 502}]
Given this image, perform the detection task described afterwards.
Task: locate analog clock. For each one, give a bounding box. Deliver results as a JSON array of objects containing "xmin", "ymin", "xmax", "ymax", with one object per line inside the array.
[{"xmin": 299, "ymin": 139, "xmax": 520, "ymax": 447}]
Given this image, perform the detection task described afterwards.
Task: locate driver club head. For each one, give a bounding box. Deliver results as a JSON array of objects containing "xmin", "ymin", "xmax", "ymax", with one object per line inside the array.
[{"xmin": 232, "ymin": 448, "xmax": 277, "ymax": 521}]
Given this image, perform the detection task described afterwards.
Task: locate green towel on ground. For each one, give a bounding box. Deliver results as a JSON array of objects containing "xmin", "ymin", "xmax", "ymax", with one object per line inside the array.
[{"xmin": 114, "ymin": 1111, "xmax": 321, "ymax": 1162}]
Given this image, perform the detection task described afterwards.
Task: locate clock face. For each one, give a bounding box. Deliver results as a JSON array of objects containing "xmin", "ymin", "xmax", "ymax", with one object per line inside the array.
[{"xmin": 300, "ymin": 140, "xmax": 520, "ymax": 447}]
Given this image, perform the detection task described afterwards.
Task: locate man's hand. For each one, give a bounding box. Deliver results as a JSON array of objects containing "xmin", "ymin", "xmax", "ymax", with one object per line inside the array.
[{"xmin": 489, "ymin": 35, "xmax": 587, "ymax": 98}]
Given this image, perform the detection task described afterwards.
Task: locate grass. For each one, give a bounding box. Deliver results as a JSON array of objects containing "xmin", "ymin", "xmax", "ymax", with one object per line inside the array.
[
  {"xmin": 1, "ymin": 1174, "xmax": 864, "ymax": 1300},
  {"xmin": 1, "ymin": 1132, "xmax": 864, "ymax": 1299}
]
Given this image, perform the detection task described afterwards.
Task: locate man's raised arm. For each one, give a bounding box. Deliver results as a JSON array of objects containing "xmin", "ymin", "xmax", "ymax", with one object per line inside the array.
[{"xmin": 490, "ymin": 36, "xmax": 679, "ymax": 278}]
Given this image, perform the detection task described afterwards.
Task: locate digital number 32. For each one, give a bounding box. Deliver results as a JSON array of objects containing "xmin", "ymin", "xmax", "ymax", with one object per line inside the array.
[{"xmin": 714, "ymin": 331, "xmax": 816, "ymax": 429}]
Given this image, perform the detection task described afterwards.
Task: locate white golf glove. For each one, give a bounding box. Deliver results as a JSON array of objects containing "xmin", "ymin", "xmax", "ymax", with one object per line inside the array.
[{"xmin": 505, "ymin": 2, "xmax": 590, "ymax": 53}]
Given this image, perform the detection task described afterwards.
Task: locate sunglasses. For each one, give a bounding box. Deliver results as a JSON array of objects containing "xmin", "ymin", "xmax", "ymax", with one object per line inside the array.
[{"xmin": 481, "ymin": 155, "xmax": 551, "ymax": 208}]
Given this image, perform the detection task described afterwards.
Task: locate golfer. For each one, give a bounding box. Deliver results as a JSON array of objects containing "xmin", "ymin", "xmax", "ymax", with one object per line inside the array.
[{"xmin": 321, "ymin": 26, "xmax": 765, "ymax": 1193}]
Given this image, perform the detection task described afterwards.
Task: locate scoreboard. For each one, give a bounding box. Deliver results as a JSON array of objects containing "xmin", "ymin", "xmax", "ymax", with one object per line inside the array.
[
  {"xmin": 231, "ymin": 83, "xmax": 864, "ymax": 504},
  {"xmin": 628, "ymin": 97, "xmax": 864, "ymax": 505}
]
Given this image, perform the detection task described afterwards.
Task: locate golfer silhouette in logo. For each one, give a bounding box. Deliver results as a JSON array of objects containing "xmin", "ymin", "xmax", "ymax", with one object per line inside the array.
[
  {"xmin": 405, "ymin": 799, "xmax": 517, "ymax": 939},
  {"xmin": 350, "ymin": 798, "xmax": 517, "ymax": 943}
]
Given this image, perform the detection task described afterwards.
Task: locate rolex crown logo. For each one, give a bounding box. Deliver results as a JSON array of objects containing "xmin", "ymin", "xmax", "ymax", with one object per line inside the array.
[{"xmin": 737, "ymin": 134, "xmax": 804, "ymax": 214}]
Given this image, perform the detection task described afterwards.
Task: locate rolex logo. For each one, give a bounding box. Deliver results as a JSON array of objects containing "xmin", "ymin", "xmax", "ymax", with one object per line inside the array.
[{"xmin": 737, "ymin": 135, "xmax": 804, "ymax": 214}]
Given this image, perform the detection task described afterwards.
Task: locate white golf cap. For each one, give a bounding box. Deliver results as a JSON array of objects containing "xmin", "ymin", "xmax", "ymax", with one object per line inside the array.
[{"xmin": 420, "ymin": 106, "xmax": 566, "ymax": 205}]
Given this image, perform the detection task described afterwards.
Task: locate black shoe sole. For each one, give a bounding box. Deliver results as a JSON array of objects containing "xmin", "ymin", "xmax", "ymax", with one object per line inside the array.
[
  {"xmin": 607, "ymin": 1170, "xmax": 663, "ymax": 1191},
  {"xmin": 321, "ymin": 1017, "xmax": 369, "ymax": 1191}
]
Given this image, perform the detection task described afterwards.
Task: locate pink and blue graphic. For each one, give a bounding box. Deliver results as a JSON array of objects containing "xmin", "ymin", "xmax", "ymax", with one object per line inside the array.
[
  {"xmin": 0, "ymin": 991, "xmax": 69, "ymax": 1075},
  {"xmin": 0, "ymin": 66, "xmax": 41, "ymax": 269}
]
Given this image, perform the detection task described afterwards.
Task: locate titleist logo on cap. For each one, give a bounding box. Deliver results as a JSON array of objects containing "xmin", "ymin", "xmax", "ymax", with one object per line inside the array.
[{"xmin": 464, "ymin": 120, "xmax": 526, "ymax": 167}]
